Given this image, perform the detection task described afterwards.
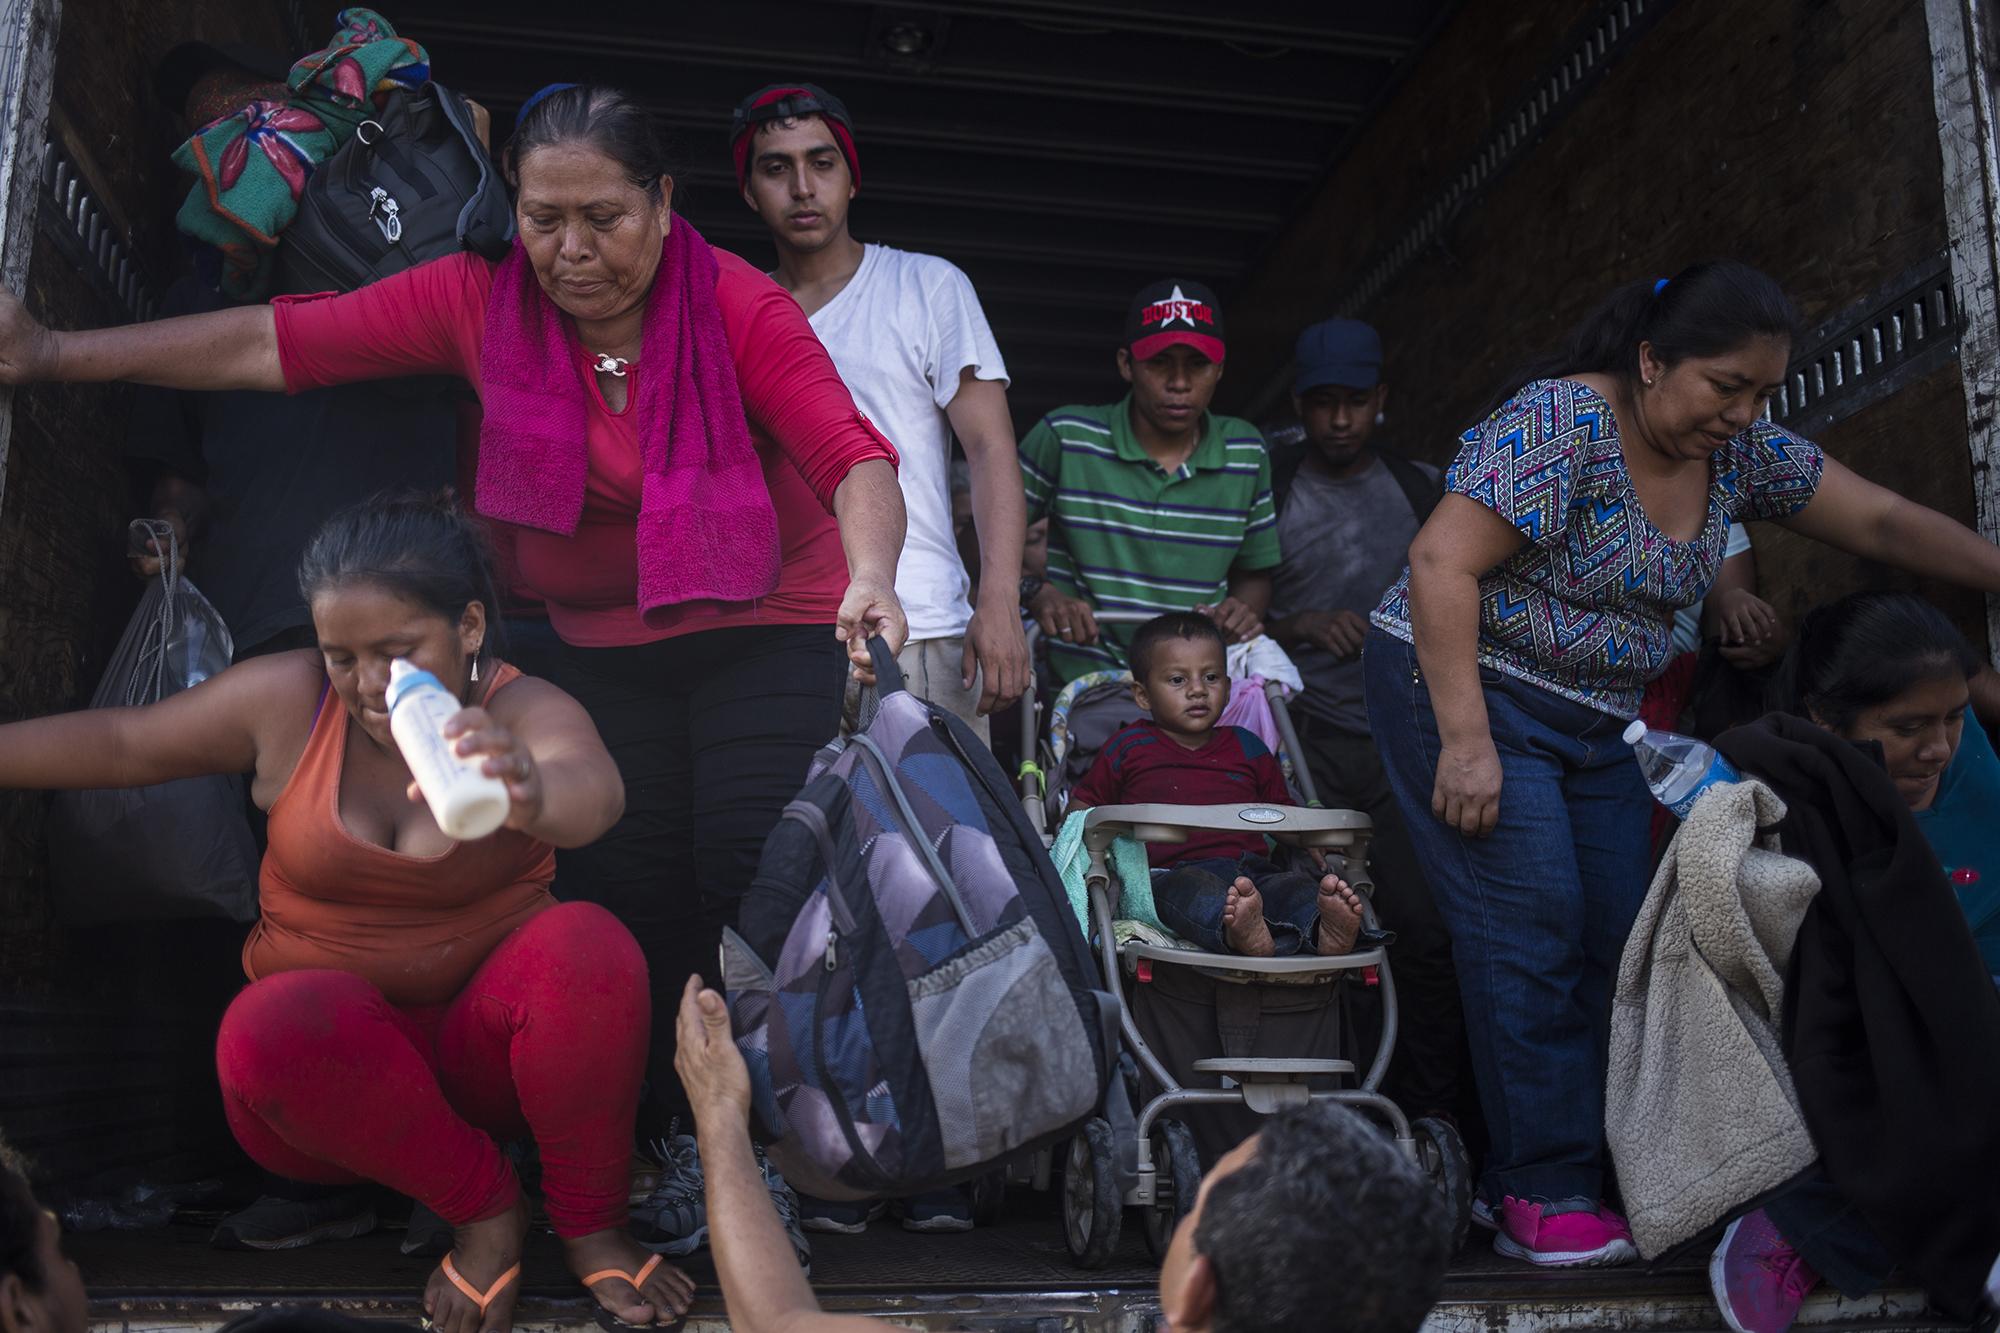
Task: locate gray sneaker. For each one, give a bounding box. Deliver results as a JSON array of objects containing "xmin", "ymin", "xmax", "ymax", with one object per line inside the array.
[
  {"xmin": 210, "ymin": 1188, "xmax": 378, "ymax": 1251},
  {"xmin": 758, "ymin": 1153, "xmax": 812, "ymax": 1274},
  {"xmin": 400, "ymin": 1199, "xmax": 453, "ymax": 1257},
  {"xmin": 631, "ymin": 1135, "xmax": 707, "ymax": 1256}
]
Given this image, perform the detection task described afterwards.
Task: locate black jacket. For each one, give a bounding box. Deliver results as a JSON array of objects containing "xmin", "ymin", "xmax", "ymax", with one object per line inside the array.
[{"xmin": 1715, "ymin": 713, "xmax": 2000, "ymax": 1317}]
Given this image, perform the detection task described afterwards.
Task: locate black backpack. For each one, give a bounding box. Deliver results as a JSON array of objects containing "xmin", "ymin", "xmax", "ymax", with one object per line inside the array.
[
  {"xmin": 724, "ymin": 640, "xmax": 1117, "ymax": 1201},
  {"xmin": 276, "ymin": 81, "xmax": 514, "ymax": 296}
]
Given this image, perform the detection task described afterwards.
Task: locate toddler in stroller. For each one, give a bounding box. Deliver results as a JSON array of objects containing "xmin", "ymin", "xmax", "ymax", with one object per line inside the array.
[
  {"xmin": 1066, "ymin": 612, "xmax": 1366, "ymax": 959},
  {"xmin": 1020, "ymin": 608, "xmax": 1321, "ymax": 838}
]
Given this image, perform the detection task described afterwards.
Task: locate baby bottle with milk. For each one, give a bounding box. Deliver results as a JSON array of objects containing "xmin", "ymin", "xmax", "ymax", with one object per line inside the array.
[{"xmin": 386, "ymin": 658, "xmax": 511, "ymax": 841}]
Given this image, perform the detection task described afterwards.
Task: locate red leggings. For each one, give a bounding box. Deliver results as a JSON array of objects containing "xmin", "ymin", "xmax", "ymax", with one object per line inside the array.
[{"xmin": 215, "ymin": 901, "xmax": 648, "ymax": 1236}]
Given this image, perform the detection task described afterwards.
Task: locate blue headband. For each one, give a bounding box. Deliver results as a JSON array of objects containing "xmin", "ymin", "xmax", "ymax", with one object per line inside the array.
[
  {"xmin": 515, "ymin": 82, "xmax": 579, "ymax": 129},
  {"xmin": 1654, "ymin": 278, "xmax": 1670, "ymax": 296}
]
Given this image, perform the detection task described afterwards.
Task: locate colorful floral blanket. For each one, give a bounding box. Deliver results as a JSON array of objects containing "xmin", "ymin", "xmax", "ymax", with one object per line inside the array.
[{"xmin": 172, "ymin": 8, "xmax": 430, "ymax": 298}]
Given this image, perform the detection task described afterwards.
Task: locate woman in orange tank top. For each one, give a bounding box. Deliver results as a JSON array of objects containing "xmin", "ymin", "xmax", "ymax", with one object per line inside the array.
[{"xmin": 0, "ymin": 494, "xmax": 692, "ymax": 1333}]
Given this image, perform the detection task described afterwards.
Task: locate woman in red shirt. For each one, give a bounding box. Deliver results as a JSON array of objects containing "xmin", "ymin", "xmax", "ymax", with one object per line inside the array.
[{"xmin": 0, "ymin": 85, "xmax": 907, "ymax": 1253}]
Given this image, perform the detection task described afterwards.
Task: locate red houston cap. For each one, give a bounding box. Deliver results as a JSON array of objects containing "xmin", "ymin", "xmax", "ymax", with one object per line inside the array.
[{"xmin": 1124, "ymin": 279, "xmax": 1226, "ymax": 363}]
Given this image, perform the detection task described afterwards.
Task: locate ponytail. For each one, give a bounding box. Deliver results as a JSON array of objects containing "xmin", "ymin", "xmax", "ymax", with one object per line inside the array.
[{"xmin": 1499, "ymin": 260, "xmax": 1801, "ymax": 410}]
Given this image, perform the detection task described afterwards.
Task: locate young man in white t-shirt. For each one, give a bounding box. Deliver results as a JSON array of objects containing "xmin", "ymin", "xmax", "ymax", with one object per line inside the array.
[{"xmin": 732, "ymin": 83, "xmax": 1029, "ymax": 742}]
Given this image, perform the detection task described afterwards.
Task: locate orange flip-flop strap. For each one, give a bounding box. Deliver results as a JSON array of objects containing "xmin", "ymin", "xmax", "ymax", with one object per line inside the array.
[
  {"xmin": 441, "ymin": 1254, "xmax": 523, "ymax": 1311},
  {"xmin": 582, "ymin": 1252, "xmax": 663, "ymax": 1292}
]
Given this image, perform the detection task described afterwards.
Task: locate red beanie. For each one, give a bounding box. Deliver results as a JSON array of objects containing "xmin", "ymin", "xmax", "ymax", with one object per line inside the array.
[{"xmin": 730, "ymin": 84, "xmax": 860, "ymax": 192}]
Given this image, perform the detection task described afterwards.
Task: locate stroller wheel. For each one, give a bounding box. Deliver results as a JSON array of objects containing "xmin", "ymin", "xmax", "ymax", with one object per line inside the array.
[
  {"xmin": 1063, "ymin": 1117, "xmax": 1124, "ymax": 1268},
  {"xmin": 1412, "ymin": 1116, "xmax": 1474, "ymax": 1253},
  {"xmin": 1142, "ymin": 1119, "xmax": 1201, "ymax": 1261}
]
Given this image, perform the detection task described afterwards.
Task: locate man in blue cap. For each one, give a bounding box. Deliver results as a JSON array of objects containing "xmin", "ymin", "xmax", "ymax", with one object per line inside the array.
[{"xmin": 1266, "ymin": 318, "xmax": 1464, "ymax": 1125}]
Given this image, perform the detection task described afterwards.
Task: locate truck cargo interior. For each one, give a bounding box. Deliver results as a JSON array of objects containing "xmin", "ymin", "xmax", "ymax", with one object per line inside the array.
[{"xmin": 2, "ymin": 0, "xmax": 1995, "ymax": 1329}]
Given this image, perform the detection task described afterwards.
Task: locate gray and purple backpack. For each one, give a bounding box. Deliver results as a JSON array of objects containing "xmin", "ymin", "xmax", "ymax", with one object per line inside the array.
[{"xmin": 723, "ymin": 638, "xmax": 1115, "ymax": 1201}]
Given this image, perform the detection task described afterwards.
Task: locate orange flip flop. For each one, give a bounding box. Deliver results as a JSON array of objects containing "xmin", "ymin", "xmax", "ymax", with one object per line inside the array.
[
  {"xmin": 583, "ymin": 1253, "xmax": 681, "ymax": 1331},
  {"xmin": 427, "ymin": 1252, "xmax": 522, "ymax": 1329}
]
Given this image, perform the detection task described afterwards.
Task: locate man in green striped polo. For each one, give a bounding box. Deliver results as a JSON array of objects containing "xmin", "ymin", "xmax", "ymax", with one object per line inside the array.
[{"xmin": 1018, "ymin": 279, "xmax": 1280, "ymax": 684}]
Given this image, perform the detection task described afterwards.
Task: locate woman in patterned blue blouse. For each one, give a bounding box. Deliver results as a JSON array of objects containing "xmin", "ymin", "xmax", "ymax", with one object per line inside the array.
[{"xmin": 1362, "ymin": 261, "xmax": 2000, "ymax": 1269}]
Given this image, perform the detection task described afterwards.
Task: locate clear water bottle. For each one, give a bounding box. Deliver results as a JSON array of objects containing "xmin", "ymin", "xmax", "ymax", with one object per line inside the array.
[{"xmin": 1623, "ymin": 720, "xmax": 1741, "ymax": 820}]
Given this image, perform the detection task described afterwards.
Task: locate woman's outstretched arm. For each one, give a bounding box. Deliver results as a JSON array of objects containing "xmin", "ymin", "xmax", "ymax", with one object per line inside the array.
[
  {"xmin": 0, "ymin": 287, "xmax": 283, "ymax": 391},
  {"xmin": 0, "ymin": 651, "xmax": 305, "ymax": 791},
  {"xmin": 831, "ymin": 457, "xmax": 910, "ymax": 666},
  {"xmin": 1781, "ymin": 457, "xmax": 2000, "ymax": 591}
]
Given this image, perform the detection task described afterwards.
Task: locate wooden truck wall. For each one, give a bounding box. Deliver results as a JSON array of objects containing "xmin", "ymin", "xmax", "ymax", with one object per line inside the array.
[{"xmin": 0, "ymin": 0, "xmax": 302, "ymax": 1187}]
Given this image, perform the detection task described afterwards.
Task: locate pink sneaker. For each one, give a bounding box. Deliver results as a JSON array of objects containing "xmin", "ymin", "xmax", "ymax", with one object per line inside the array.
[
  {"xmin": 1709, "ymin": 1210, "xmax": 1821, "ymax": 1333},
  {"xmin": 1493, "ymin": 1197, "xmax": 1638, "ymax": 1267}
]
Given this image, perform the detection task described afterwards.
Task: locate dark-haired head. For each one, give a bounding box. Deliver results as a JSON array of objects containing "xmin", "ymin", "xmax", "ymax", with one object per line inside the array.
[
  {"xmin": 297, "ymin": 490, "xmax": 505, "ymax": 747},
  {"xmin": 1159, "ymin": 1104, "xmax": 1451, "ymax": 1333},
  {"xmin": 507, "ymin": 84, "xmax": 674, "ymax": 203},
  {"xmin": 1128, "ymin": 611, "xmax": 1230, "ymax": 740},
  {"xmin": 1500, "ymin": 261, "xmax": 1801, "ymax": 460},
  {"xmin": 1128, "ymin": 611, "xmax": 1225, "ymax": 683},
  {"xmin": 735, "ymin": 83, "xmax": 861, "ymax": 259},
  {"xmin": 1523, "ymin": 261, "xmax": 1800, "ymax": 386},
  {"xmin": 1778, "ymin": 590, "xmax": 1981, "ymax": 810},
  {"xmin": 504, "ymin": 84, "xmax": 679, "ymax": 326},
  {"xmin": 0, "ymin": 1135, "xmax": 87, "ymax": 1333}
]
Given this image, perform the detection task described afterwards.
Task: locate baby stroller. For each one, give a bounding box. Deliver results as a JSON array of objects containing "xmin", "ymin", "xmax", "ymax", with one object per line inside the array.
[{"xmin": 1014, "ymin": 613, "xmax": 1474, "ymax": 1266}]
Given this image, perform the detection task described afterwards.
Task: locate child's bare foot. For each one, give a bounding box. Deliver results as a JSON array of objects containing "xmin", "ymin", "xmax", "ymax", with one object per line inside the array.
[
  {"xmin": 1315, "ymin": 875, "xmax": 1365, "ymax": 955},
  {"xmin": 423, "ymin": 1193, "xmax": 528, "ymax": 1333},
  {"xmin": 564, "ymin": 1227, "xmax": 697, "ymax": 1326},
  {"xmin": 1221, "ymin": 877, "xmax": 1276, "ymax": 956}
]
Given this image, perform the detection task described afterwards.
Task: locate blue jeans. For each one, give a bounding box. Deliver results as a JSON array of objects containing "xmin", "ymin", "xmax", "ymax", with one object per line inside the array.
[
  {"xmin": 1363, "ymin": 630, "xmax": 1651, "ymax": 1203},
  {"xmin": 1154, "ymin": 854, "xmax": 1323, "ymax": 955}
]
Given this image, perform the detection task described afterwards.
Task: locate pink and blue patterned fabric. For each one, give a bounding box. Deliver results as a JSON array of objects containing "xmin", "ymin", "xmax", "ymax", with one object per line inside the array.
[
  {"xmin": 1372, "ymin": 378, "xmax": 1823, "ymax": 717},
  {"xmin": 172, "ymin": 7, "xmax": 430, "ymax": 298}
]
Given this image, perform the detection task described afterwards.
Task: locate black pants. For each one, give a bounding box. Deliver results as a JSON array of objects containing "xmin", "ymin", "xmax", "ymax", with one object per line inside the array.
[
  {"xmin": 543, "ymin": 622, "xmax": 846, "ymax": 1133},
  {"xmin": 1292, "ymin": 711, "xmax": 1465, "ymax": 1118}
]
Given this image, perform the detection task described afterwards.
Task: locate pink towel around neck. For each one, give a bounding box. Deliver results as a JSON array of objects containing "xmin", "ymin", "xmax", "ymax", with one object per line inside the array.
[{"xmin": 474, "ymin": 221, "xmax": 781, "ymax": 624}]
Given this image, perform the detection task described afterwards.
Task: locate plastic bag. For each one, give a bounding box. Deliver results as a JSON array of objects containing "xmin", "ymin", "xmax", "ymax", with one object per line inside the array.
[
  {"xmin": 56, "ymin": 1178, "xmax": 222, "ymax": 1231},
  {"xmin": 47, "ymin": 521, "xmax": 259, "ymax": 924}
]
